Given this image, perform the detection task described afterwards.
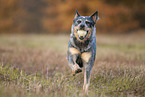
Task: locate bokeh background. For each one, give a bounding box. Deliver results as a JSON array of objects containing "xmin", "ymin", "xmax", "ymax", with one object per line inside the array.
[
  {"xmin": 0, "ymin": 0, "xmax": 145, "ymax": 96},
  {"xmin": 0, "ymin": 0, "xmax": 145, "ymax": 34}
]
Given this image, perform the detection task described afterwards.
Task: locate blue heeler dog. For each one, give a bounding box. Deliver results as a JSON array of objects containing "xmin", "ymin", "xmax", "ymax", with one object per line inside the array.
[{"xmin": 67, "ymin": 10, "xmax": 99, "ymax": 94}]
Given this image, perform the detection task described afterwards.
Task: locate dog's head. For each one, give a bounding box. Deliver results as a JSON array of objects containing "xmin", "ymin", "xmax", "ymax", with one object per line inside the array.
[{"xmin": 72, "ymin": 10, "xmax": 99, "ymax": 42}]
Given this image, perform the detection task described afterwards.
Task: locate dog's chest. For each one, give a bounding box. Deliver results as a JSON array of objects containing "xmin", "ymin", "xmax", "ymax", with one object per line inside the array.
[
  {"xmin": 69, "ymin": 47, "xmax": 92, "ymax": 63},
  {"xmin": 73, "ymin": 37, "xmax": 92, "ymax": 51}
]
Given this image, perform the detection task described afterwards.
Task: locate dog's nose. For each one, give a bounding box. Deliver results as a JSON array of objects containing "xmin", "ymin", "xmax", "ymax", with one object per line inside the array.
[{"xmin": 80, "ymin": 24, "xmax": 85, "ymax": 30}]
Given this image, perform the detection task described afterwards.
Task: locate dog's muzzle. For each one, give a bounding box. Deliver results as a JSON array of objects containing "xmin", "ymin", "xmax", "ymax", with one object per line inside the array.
[{"xmin": 77, "ymin": 30, "xmax": 88, "ymax": 40}]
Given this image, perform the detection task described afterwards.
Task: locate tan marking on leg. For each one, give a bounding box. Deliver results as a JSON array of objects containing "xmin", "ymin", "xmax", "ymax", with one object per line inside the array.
[
  {"xmin": 69, "ymin": 63, "xmax": 77, "ymax": 76},
  {"xmin": 85, "ymin": 83, "xmax": 90, "ymax": 95},
  {"xmin": 72, "ymin": 64, "xmax": 82, "ymax": 73},
  {"xmin": 81, "ymin": 52, "xmax": 92, "ymax": 62},
  {"xmin": 83, "ymin": 70, "xmax": 86, "ymax": 90},
  {"xmin": 85, "ymin": 76, "xmax": 91, "ymax": 95},
  {"xmin": 69, "ymin": 48, "xmax": 80, "ymax": 55},
  {"xmin": 83, "ymin": 69, "xmax": 91, "ymax": 95},
  {"xmin": 69, "ymin": 62, "xmax": 81, "ymax": 76},
  {"xmin": 68, "ymin": 63, "xmax": 74, "ymax": 70},
  {"xmin": 72, "ymin": 70, "xmax": 75, "ymax": 76}
]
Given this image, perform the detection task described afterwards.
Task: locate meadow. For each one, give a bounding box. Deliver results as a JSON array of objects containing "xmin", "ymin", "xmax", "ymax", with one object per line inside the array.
[{"xmin": 0, "ymin": 31, "xmax": 145, "ymax": 97}]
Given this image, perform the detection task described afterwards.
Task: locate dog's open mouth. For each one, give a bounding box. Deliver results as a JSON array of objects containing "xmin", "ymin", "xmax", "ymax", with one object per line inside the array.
[{"xmin": 77, "ymin": 29, "xmax": 88, "ymax": 40}]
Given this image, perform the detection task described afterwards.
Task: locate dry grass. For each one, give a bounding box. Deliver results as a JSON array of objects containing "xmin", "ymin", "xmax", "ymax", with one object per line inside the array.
[{"xmin": 0, "ymin": 32, "xmax": 145, "ymax": 97}]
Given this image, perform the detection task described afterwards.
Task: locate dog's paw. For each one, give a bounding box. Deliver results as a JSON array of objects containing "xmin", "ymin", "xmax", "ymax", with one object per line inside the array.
[
  {"xmin": 75, "ymin": 68, "xmax": 82, "ymax": 73},
  {"xmin": 72, "ymin": 64, "xmax": 82, "ymax": 76},
  {"xmin": 72, "ymin": 68, "xmax": 82, "ymax": 76}
]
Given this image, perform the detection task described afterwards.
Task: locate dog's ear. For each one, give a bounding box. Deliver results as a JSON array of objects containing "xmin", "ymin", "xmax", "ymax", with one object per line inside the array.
[
  {"xmin": 74, "ymin": 9, "xmax": 80, "ymax": 19},
  {"xmin": 90, "ymin": 11, "xmax": 99, "ymax": 23}
]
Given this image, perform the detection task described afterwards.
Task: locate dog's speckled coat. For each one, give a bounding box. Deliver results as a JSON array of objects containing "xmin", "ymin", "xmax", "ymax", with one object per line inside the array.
[{"xmin": 67, "ymin": 10, "xmax": 99, "ymax": 94}]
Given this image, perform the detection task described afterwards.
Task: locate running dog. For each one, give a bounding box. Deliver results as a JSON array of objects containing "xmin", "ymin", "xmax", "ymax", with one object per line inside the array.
[{"xmin": 67, "ymin": 10, "xmax": 99, "ymax": 94}]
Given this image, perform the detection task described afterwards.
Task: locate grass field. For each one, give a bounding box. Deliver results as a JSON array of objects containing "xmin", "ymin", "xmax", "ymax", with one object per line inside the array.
[{"xmin": 0, "ymin": 31, "xmax": 145, "ymax": 97}]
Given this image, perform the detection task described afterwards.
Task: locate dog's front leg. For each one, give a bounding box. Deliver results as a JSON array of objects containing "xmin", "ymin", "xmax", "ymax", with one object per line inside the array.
[
  {"xmin": 83, "ymin": 63, "xmax": 92, "ymax": 95},
  {"xmin": 81, "ymin": 52, "xmax": 94, "ymax": 95},
  {"xmin": 68, "ymin": 54, "xmax": 82, "ymax": 76},
  {"xmin": 67, "ymin": 47, "xmax": 82, "ymax": 76}
]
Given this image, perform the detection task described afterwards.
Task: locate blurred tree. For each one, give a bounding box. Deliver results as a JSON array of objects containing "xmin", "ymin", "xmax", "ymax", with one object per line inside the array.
[
  {"xmin": 16, "ymin": 0, "xmax": 45, "ymax": 33},
  {"xmin": 132, "ymin": 1, "xmax": 145, "ymax": 29},
  {"xmin": 103, "ymin": 0, "xmax": 145, "ymax": 32},
  {"xmin": 42, "ymin": 0, "xmax": 102, "ymax": 33},
  {"xmin": 0, "ymin": 0, "xmax": 144, "ymax": 34},
  {"xmin": 0, "ymin": 0, "xmax": 20, "ymax": 33},
  {"xmin": 101, "ymin": 4, "xmax": 139, "ymax": 33},
  {"xmin": 42, "ymin": 0, "xmax": 144, "ymax": 33}
]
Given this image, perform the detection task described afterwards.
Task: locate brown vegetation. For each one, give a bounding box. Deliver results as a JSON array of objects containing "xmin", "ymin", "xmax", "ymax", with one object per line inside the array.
[{"xmin": 0, "ymin": 32, "xmax": 145, "ymax": 96}]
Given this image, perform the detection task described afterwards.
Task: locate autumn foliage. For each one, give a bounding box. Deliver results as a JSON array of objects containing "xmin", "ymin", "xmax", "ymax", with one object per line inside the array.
[{"xmin": 0, "ymin": 0, "xmax": 145, "ymax": 34}]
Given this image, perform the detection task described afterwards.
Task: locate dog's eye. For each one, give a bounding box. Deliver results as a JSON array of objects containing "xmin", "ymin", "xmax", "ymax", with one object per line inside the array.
[
  {"xmin": 86, "ymin": 21, "xmax": 91, "ymax": 25},
  {"xmin": 77, "ymin": 20, "xmax": 81, "ymax": 24}
]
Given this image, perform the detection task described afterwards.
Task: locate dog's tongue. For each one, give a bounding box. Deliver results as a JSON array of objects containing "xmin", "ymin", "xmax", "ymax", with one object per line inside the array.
[{"xmin": 77, "ymin": 30, "xmax": 87, "ymax": 37}]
